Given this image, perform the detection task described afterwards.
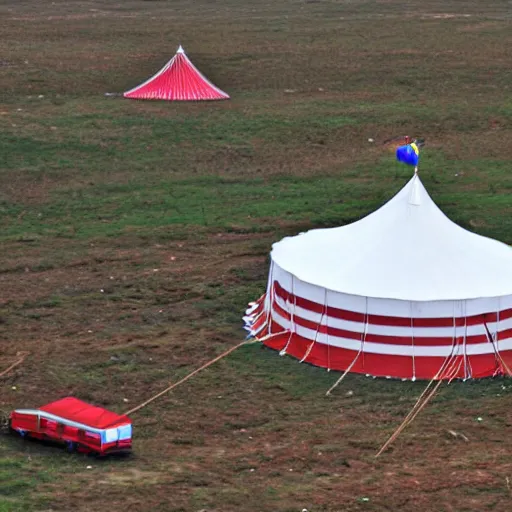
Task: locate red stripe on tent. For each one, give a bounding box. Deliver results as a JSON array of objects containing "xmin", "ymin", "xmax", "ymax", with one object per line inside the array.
[
  {"xmin": 273, "ymin": 282, "xmax": 512, "ymax": 328},
  {"xmin": 271, "ymin": 300, "xmax": 512, "ymax": 346},
  {"xmin": 261, "ymin": 320, "xmax": 511, "ymax": 380},
  {"xmin": 251, "ymin": 314, "xmax": 267, "ymax": 332}
]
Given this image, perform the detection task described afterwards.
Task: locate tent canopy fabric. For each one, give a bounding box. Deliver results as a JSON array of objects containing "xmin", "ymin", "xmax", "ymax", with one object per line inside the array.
[
  {"xmin": 272, "ymin": 175, "xmax": 512, "ymax": 301},
  {"xmin": 124, "ymin": 45, "xmax": 229, "ymax": 101},
  {"xmin": 245, "ymin": 174, "xmax": 512, "ymax": 380}
]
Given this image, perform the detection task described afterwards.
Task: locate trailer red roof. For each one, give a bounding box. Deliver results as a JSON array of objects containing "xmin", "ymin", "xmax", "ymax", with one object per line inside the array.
[{"xmin": 39, "ymin": 397, "xmax": 130, "ymax": 429}]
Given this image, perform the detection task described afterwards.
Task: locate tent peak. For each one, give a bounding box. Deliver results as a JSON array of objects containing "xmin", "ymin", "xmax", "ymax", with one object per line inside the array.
[
  {"xmin": 408, "ymin": 173, "xmax": 422, "ymax": 206},
  {"xmin": 123, "ymin": 44, "xmax": 229, "ymax": 101}
]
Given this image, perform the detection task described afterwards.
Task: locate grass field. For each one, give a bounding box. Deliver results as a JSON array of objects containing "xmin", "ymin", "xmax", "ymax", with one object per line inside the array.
[{"xmin": 1, "ymin": 0, "xmax": 512, "ymax": 510}]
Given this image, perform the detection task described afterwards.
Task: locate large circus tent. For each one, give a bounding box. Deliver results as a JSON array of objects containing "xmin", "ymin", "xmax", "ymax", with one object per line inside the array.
[
  {"xmin": 124, "ymin": 45, "xmax": 229, "ymax": 101},
  {"xmin": 244, "ymin": 174, "xmax": 512, "ymax": 381}
]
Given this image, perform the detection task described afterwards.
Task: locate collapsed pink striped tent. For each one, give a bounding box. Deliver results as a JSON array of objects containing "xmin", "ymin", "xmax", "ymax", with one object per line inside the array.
[
  {"xmin": 124, "ymin": 46, "xmax": 229, "ymax": 101},
  {"xmin": 244, "ymin": 174, "xmax": 512, "ymax": 380}
]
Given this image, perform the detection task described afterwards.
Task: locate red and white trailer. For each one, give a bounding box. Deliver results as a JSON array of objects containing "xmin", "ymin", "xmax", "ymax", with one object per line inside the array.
[{"xmin": 10, "ymin": 397, "xmax": 132, "ymax": 455}]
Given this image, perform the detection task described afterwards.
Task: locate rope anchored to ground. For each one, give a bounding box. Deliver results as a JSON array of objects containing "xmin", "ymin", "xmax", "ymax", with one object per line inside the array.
[
  {"xmin": 123, "ymin": 340, "xmax": 256, "ymax": 417},
  {"xmin": 0, "ymin": 352, "xmax": 29, "ymax": 379}
]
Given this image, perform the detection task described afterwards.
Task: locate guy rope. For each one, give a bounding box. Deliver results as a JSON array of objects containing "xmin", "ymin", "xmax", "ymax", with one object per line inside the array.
[
  {"xmin": 123, "ymin": 340, "xmax": 255, "ymax": 416},
  {"xmin": 0, "ymin": 352, "xmax": 29, "ymax": 379}
]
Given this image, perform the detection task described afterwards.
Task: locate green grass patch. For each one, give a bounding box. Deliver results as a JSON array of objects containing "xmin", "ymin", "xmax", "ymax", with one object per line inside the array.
[
  {"xmin": 0, "ymin": 454, "xmax": 54, "ymax": 512},
  {"xmin": 1, "ymin": 151, "xmax": 510, "ymax": 243}
]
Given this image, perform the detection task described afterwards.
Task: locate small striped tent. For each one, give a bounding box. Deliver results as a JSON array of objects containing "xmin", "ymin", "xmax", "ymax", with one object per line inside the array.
[
  {"xmin": 244, "ymin": 174, "xmax": 512, "ymax": 381},
  {"xmin": 124, "ymin": 46, "xmax": 229, "ymax": 101}
]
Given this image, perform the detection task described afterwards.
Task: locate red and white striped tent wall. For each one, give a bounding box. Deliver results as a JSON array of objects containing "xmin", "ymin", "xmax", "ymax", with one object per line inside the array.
[
  {"xmin": 244, "ymin": 175, "xmax": 512, "ymax": 381},
  {"xmin": 124, "ymin": 46, "xmax": 229, "ymax": 101}
]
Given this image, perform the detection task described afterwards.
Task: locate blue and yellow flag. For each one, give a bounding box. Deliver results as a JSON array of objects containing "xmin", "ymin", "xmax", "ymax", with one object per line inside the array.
[{"xmin": 396, "ymin": 142, "xmax": 420, "ymax": 166}]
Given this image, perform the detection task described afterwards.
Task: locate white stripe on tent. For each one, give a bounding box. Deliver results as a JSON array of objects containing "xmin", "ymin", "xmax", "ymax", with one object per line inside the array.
[
  {"xmin": 270, "ymin": 310, "xmax": 512, "ymax": 357},
  {"xmin": 273, "ymin": 294, "xmax": 512, "ymax": 338}
]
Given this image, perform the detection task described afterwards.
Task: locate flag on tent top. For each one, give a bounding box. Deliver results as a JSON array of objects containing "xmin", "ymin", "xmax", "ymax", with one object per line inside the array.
[{"xmin": 124, "ymin": 46, "xmax": 229, "ymax": 101}]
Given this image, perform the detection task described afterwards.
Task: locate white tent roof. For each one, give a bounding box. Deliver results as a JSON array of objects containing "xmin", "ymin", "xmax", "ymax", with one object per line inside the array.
[{"xmin": 271, "ymin": 174, "xmax": 512, "ymax": 301}]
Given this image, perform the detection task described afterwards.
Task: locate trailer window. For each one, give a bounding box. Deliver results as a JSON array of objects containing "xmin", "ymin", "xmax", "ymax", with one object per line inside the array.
[
  {"xmin": 118, "ymin": 425, "xmax": 132, "ymax": 440},
  {"xmin": 105, "ymin": 428, "xmax": 119, "ymax": 443}
]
